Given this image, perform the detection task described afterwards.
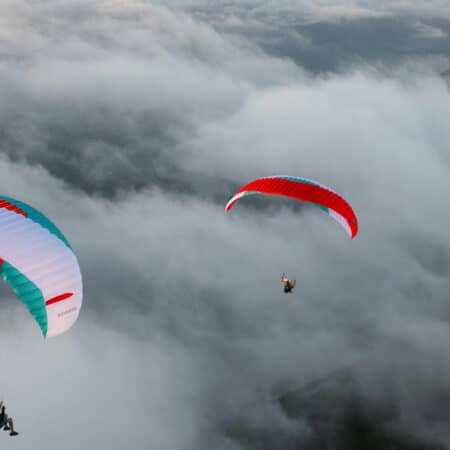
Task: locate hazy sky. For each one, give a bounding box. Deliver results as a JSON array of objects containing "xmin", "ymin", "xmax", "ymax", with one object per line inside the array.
[{"xmin": 0, "ymin": 1, "xmax": 449, "ymax": 449}]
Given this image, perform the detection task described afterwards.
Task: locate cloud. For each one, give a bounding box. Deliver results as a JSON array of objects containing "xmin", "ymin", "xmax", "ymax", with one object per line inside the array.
[
  {"xmin": 0, "ymin": 2, "xmax": 449, "ymax": 449},
  {"xmin": 159, "ymin": 0, "xmax": 450, "ymax": 23},
  {"xmin": 412, "ymin": 21, "xmax": 448, "ymax": 39},
  {"xmin": 0, "ymin": 0, "xmax": 304, "ymax": 197}
]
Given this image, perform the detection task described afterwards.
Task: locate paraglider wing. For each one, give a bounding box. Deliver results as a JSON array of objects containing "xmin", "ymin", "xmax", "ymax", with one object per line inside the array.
[
  {"xmin": 0, "ymin": 196, "xmax": 82, "ymax": 337},
  {"xmin": 225, "ymin": 176, "xmax": 358, "ymax": 239}
]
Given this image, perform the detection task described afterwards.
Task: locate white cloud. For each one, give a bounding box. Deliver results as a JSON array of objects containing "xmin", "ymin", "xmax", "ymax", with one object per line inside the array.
[{"xmin": 412, "ymin": 21, "xmax": 448, "ymax": 39}]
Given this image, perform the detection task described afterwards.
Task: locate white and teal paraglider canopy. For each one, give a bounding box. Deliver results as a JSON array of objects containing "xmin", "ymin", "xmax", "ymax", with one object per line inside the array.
[{"xmin": 0, "ymin": 196, "xmax": 82, "ymax": 337}]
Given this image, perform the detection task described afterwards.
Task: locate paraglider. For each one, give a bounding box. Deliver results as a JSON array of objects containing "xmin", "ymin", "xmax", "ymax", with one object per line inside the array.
[
  {"xmin": 0, "ymin": 196, "xmax": 82, "ymax": 338},
  {"xmin": 226, "ymin": 176, "xmax": 358, "ymax": 292},
  {"xmin": 280, "ymin": 273, "xmax": 296, "ymax": 293},
  {"xmin": 0, "ymin": 196, "xmax": 83, "ymax": 436},
  {"xmin": 225, "ymin": 175, "xmax": 358, "ymax": 239}
]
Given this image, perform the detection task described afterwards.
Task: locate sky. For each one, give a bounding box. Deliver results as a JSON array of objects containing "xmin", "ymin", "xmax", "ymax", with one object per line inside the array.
[{"xmin": 0, "ymin": 1, "xmax": 449, "ymax": 449}]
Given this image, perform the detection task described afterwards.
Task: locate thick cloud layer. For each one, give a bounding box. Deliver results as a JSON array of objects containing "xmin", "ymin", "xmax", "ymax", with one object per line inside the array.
[
  {"xmin": 160, "ymin": 0, "xmax": 450, "ymax": 22},
  {"xmin": 160, "ymin": 0, "xmax": 450, "ymax": 73},
  {"xmin": 0, "ymin": 1, "xmax": 449, "ymax": 449}
]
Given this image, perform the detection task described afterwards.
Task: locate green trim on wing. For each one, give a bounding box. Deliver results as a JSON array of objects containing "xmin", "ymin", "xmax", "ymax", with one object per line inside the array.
[
  {"xmin": 0, "ymin": 261, "xmax": 48, "ymax": 336},
  {"xmin": 279, "ymin": 176, "xmax": 318, "ymax": 186},
  {"xmin": 0, "ymin": 196, "xmax": 72, "ymax": 250},
  {"xmin": 242, "ymin": 191, "xmax": 260, "ymax": 197},
  {"xmin": 312, "ymin": 203, "xmax": 329, "ymax": 213}
]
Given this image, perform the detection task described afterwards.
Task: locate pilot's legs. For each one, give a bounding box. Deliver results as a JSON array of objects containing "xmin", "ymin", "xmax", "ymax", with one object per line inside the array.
[
  {"xmin": 7, "ymin": 418, "xmax": 18, "ymax": 436},
  {"xmin": 2, "ymin": 414, "xmax": 9, "ymax": 430}
]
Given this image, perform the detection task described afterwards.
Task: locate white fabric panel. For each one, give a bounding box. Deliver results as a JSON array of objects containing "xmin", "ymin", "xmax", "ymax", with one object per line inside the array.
[
  {"xmin": 225, "ymin": 191, "xmax": 246, "ymax": 210},
  {"xmin": 0, "ymin": 209, "xmax": 82, "ymax": 337},
  {"xmin": 328, "ymin": 209, "xmax": 352, "ymax": 238}
]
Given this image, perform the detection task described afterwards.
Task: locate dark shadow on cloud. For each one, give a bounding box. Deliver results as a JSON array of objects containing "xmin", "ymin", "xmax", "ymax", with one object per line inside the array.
[
  {"xmin": 227, "ymin": 17, "xmax": 450, "ymax": 73},
  {"xmin": 398, "ymin": 231, "xmax": 450, "ymax": 279},
  {"xmin": 0, "ymin": 106, "xmax": 193, "ymax": 197},
  {"xmin": 224, "ymin": 362, "xmax": 450, "ymax": 449}
]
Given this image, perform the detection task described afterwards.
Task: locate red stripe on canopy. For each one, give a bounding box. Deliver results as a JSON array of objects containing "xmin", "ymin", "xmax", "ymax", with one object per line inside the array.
[
  {"xmin": 46, "ymin": 292, "xmax": 74, "ymax": 306},
  {"xmin": 0, "ymin": 199, "xmax": 28, "ymax": 217}
]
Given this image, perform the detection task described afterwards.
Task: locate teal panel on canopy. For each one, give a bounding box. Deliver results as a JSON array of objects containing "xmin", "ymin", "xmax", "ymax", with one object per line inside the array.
[{"xmin": 0, "ymin": 261, "xmax": 48, "ymax": 336}]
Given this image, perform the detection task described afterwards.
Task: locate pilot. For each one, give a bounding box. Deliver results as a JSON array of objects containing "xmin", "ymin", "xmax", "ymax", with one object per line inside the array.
[{"xmin": 280, "ymin": 273, "xmax": 296, "ymax": 293}]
